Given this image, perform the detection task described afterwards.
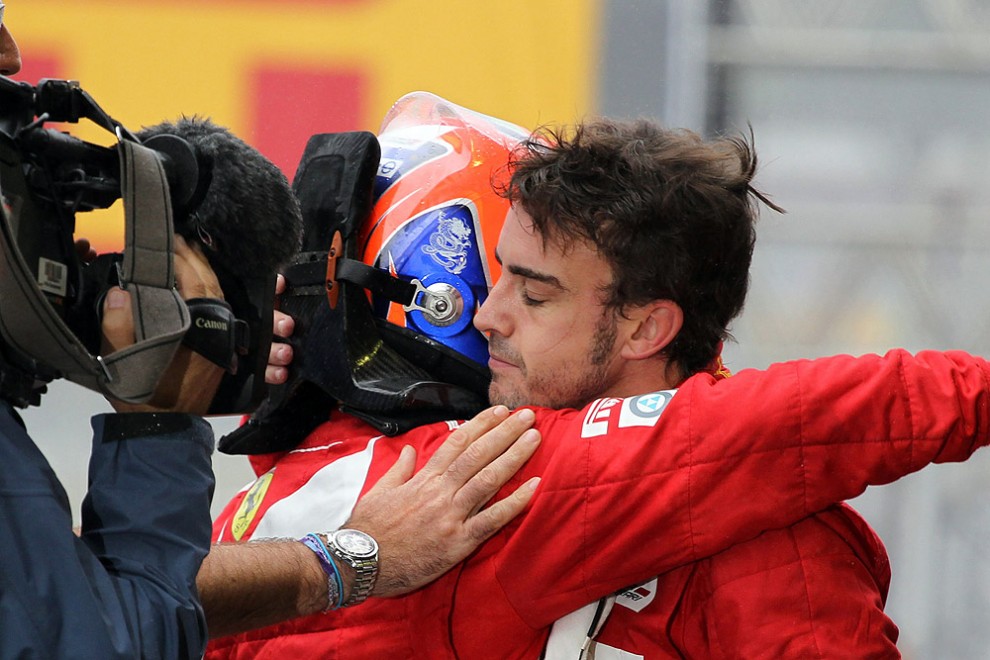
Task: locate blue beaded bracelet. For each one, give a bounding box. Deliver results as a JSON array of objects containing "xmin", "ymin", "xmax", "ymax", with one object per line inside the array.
[
  {"xmin": 300, "ymin": 533, "xmax": 344, "ymax": 611},
  {"xmin": 313, "ymin": 533, "xmax": 345, "ymax": 609}
]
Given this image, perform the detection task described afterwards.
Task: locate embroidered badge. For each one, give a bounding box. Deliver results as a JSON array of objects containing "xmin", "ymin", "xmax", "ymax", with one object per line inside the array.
[
  {"xmin": 616, "ymin": 578, "xmax": 658, "ymax": 612},
  {"xmin": 581, "ymin": 397, "xmax": 622, "ymax": 438},
  {"xmin": 230, "ymin": 469, "xmax": 275, "ymax": 541},
  {"xmin": 618, "ymin": 390, "xmax": 676, "ymax": 428}
]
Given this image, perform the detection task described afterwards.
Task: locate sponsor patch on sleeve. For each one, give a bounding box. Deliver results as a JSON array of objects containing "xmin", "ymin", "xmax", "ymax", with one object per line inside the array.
[
  {"xmin": 581, "ymin": 390, "xmax": 677, "ymax": 438},
  {"xmin": 581, "ymin": 397, "xmax": 622, "ymax": 438},
  {"xmin": 615, "ymin": 578, "xmax": 658, "ymax": 613},
  {"xmin": 618, "ymin": 390, "xmax": 676, "ymax": 428}
]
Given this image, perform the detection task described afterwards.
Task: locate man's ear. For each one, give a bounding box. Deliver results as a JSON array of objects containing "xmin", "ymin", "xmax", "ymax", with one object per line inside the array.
[{"xmin": 620, "ymin": 300, "xmax": 683, "ymax": 360}]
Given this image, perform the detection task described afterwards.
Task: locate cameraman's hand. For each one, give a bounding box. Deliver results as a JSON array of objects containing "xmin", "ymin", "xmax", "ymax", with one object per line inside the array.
[
  {"xmin": 74, "ymin": 238, "xmax": 97, "ymax": 263},
  {"xmin": 100, "ymin": 235, "xmax": 225, "ymax": 414},
  {"xmin": 266, "ymin": 273, "xmax": 294, "ymax": 385}
]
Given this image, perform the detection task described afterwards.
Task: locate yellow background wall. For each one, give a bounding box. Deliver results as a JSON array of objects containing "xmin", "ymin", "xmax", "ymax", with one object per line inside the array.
[{"xmin": 10, "ymin": 0, "xmax": 600, "ymax": 249}]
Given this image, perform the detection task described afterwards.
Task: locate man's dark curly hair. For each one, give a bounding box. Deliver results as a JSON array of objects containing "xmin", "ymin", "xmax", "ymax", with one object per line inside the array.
[{"xmin": 497, "ymin": 118, "xmax": 782, "ymax": 378}]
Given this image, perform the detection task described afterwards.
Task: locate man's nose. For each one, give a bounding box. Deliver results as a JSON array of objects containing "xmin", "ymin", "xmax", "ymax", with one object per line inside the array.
[
  {"xmin": 0, "ymin": 26, "xmax": 22, "ymax": 76},
  {"xmin": 473, "ymin": 282, "xmax": 509, "ymax": 337}
]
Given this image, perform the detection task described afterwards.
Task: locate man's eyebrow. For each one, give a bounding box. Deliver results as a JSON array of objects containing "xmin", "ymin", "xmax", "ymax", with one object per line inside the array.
[
  {"xmin": 494, "ymin": 248, "xmax": 567, "ymax": 290},
  {"xmin": 507, "ymin": 264, "xmax": 564, "ymax": 288}
]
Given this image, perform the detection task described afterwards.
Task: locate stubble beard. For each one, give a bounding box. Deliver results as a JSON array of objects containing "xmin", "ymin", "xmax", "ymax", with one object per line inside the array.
[{"xmin": 488, "ymin": 310, "xmax": 619, "ymax": 410}]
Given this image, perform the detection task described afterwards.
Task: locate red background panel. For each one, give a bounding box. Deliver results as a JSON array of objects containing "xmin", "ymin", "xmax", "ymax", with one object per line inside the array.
[
  {"xmin": 250, "ymin": 67, "xmax": 368, "ymax": 180},
  {"xmin": 14, "ymin": 52, "xmax": 63, "ymax": 85}
]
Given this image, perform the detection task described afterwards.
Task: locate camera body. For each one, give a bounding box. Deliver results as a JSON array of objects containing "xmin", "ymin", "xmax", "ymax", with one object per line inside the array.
[{"xmin": 0, "ymin": 76, "xmax": 281, "ymax": 412}]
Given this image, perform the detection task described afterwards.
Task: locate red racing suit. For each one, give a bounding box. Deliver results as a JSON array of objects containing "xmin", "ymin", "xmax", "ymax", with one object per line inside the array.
[
  {"xmin": 207, "ymin": 350, "xmax": 989, "ymax": 658},
  {"xmin": 558, "ymin": 503, "xmax": 896, "ymax": 658}
]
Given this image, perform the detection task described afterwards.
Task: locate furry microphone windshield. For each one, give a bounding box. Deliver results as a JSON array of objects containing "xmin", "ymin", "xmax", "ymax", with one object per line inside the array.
[
  {"xmin": 137, "ymin": 117, "xmax": 303, "ymax": 279},
  {"xmin": 136, "ymin": 117, "xmax": 304, "ymax": 412}
]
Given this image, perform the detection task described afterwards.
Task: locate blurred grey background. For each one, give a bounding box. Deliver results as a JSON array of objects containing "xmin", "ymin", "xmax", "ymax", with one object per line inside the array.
[
  {"xmin": 21, "ymin": 1, "xmax": 990, "ymax": 657},
  {"xmin": 598, "ymin": 2, "xmax": 990, "ymax": 658}
]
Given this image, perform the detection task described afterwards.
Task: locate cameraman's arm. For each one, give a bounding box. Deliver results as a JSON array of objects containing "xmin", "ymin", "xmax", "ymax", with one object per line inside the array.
[
  {"xmin": 0, "ymin": 402, "xmax": 215, "ymax": 659},
  {"xmin": 80, "ymin": 412, "xmax": 216, "ymax": 657},
  {"xmin": 58, "ymin": 234, "xmax": 225, "ymax": 656}
]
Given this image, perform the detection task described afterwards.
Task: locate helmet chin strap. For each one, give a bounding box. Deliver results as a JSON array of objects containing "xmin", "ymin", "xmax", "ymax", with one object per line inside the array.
[{"xmin": 331, "ymin": 256, "xmax": 458, "ymax": 327}]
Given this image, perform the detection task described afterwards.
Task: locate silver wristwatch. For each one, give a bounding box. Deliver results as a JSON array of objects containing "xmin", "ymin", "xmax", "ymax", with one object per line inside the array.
[{"xmin": 326, "ymin": 528, "xmax": 379, "ymax": 607}]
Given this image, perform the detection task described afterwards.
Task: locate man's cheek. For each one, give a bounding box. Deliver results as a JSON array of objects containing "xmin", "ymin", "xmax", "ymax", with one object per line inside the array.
[{"xmin": 533, "ymin": 332, "xmax": 572, "ymax": 356}]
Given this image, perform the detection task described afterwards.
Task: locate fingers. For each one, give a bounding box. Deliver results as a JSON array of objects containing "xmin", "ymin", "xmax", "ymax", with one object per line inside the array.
[
  {"xmin": 462, "ymin": 476, "xmax": 541, "ymax": 543},
  {"xmin": 273, "ymin": 310, "xmax": 294, "ymax": 340},
  {"xmin": 74, "ymin": 238, "xmax": 97, "ymax": 263},
  {"xmin": 418, "ymin": 406, "xmax": 513, "ymax": 477},
  {"xmin": 102, "ymin": 303, "xmax": 225, "ymax": 414},
  {"xmin": 100, "ymin": 286, "xmax": 135, "ymax": 354},
  {"xmin": 451, "ymin": 426, "xmax": 541, "ymax": 516},
  {"xmin": 372, "ymin": 445, "xmax": 418, "ymax": 490},
  {"xmin": 443, "ymin": 408, "xmax": 537, "ymax": 486},
  {"xmin": 265, "ymin": 343, "xmax": 293, "ymax": 385},
  {"xmin": 101, "ymin": 237, "xmax": 220, "ymax": 355},
  {"xmin": 265, "ymin": 364, "xmax": 288, "ymax": 386},
  {"xmin": 265, "ymin": 310, "xmax": 295, "ymax": 385},
  {"xmin": 267, "ymin": 275, "xmax": 294, "ymax": 384},
  {"xmin": 173, "ymin": 235, "xmax": 223, "ymax": 300}
]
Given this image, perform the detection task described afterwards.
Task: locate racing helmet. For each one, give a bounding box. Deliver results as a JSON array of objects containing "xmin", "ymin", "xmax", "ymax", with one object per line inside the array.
[
  {"xmin": 361, "ymin": 91, "xmax": 529, "ymax": 368},
  {"xmin": 219, "ymin": 93, "xmax": 531, "ymax": 453}
]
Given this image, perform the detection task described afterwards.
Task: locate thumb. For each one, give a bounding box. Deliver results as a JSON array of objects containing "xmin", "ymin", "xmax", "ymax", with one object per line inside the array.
[{"xmin": 100, "ymin": 286, "xmax": 135, "ymax": 354}]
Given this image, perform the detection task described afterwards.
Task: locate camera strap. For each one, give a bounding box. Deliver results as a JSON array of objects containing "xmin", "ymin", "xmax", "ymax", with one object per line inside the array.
[
  {"xmin": 95, "ymin": 138, "xmax": 191, "ymax": 401},
  {"xmin": 182, "ymin": 298, "xmax": 247, "ymax": 372}
]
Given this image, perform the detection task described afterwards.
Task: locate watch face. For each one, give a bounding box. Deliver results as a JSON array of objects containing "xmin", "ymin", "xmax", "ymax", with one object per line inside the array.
[{"xmin": 336, "ymin": 529, "xmax": 378, "ymax": 558}]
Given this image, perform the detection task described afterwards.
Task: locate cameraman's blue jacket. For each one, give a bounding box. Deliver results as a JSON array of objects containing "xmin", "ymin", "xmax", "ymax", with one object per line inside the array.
[{"xmin": 0, "ymin": 402, "xmax": 215, "ymax": 659}]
